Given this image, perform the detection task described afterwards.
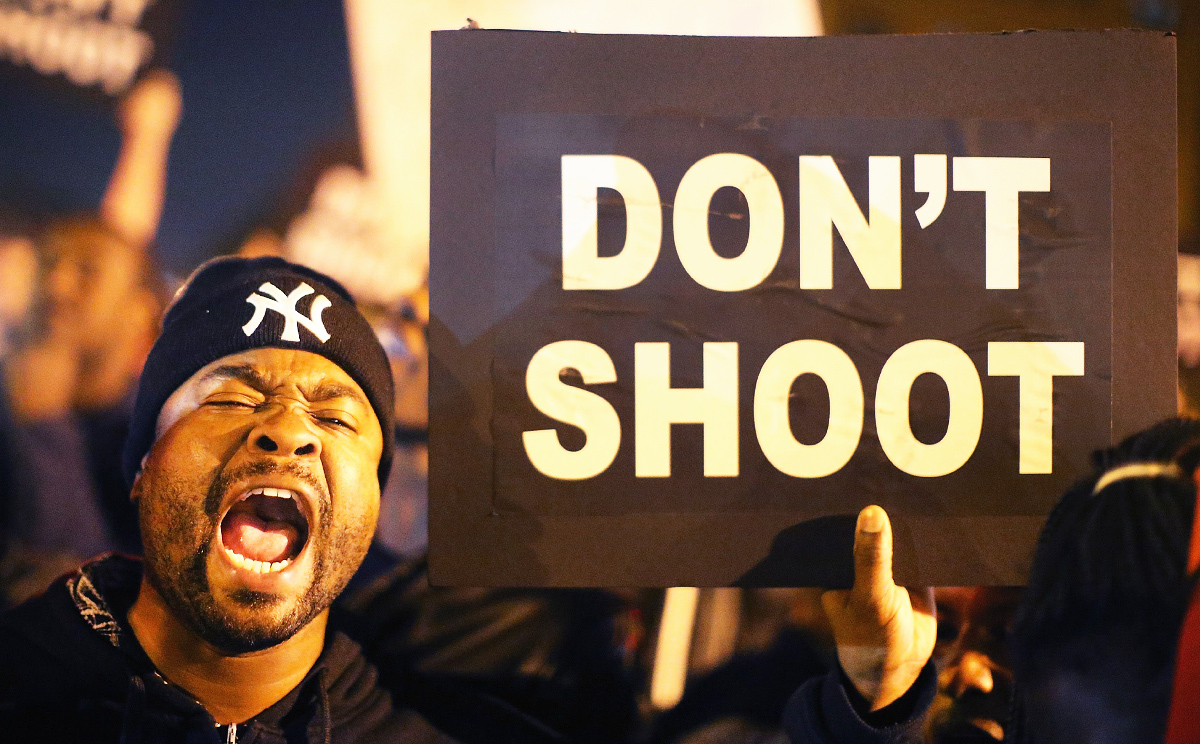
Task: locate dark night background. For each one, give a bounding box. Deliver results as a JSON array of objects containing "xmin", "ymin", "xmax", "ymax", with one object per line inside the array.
[{"xmin": 0, "ymin": 0, "xmax": 357, "ymax": 277}]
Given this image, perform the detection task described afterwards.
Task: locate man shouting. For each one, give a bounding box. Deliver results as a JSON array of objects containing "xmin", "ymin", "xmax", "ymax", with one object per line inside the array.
[{"xmin": 0, "ymin": 257, "xmax": 458, "ymax": 742}]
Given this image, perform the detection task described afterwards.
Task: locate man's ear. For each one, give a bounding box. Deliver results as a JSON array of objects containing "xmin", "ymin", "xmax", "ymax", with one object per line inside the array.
[{"xmin": 129, "ymin": 455, "xmax": 149, "ymax": 502}]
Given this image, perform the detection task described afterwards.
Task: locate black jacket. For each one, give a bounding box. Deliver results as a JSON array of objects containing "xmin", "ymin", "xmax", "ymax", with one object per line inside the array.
[
  {"xmin": 0, "ymin": 554, "xmax": 458, "ymax": 743},
  {"xmin": 783, "ymin": 663, "xmax": 940, "ymax": 744}
]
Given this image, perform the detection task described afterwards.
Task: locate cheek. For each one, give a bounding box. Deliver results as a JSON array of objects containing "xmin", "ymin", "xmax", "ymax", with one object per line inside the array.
[
  {"xmin": 324, "ymin": 439, "xmax": 383, "ymax": 507},
  {"xmin": 329, "ymin": 483, "xmax": 380, "ymax": 539},
  {"xmin": 137, "ymin": 424, "xmax": 241, "ymax": 538},
  {"xmin": 323, "ymin": 455, "xmax": 381, "ymax": 555},
  {"xmin": 152, "ymin": 416, "xmax": 247, "ymax": 473},
  {"xmin": 136, "ymin": 464, "xmax": 213, "ymax": 574},
  {"xmin": 319, "ymin": 487, "xmax": 378, "ymax": 592}
]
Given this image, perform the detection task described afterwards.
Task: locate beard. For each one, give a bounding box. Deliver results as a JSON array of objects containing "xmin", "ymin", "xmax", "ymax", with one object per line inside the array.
[{"xmin": 137, "ymin": 459, "xmax": 371, "ymax": 654}]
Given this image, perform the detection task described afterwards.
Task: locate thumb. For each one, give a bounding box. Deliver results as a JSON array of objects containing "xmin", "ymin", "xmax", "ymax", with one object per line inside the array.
[{"xmin": 852, "ymin": 505, "xmax": 894, "ymax": 608}]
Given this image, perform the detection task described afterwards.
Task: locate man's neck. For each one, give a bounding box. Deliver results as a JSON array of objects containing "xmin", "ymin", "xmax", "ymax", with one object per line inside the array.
[{"xmin": 127, "ymin": 578, "xmax": 327, "ymax": 725}]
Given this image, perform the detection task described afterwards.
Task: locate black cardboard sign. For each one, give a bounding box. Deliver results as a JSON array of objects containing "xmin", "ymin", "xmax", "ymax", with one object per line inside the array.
[{"xmin": 429, "ymin": 30, "xmax": 1176, "ymax": 587}]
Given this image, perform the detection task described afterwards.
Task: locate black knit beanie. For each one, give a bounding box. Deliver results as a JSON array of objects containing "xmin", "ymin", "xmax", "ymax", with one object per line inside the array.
[{"xmin": 122, "ymin": 256, "xmax": 395, "ymax": 488}]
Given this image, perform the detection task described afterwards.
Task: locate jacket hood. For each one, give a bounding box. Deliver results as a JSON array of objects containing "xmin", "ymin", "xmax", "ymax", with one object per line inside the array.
[{"xmin": 0, "ymin": 554, "xmax": 452, "ymax": 743}]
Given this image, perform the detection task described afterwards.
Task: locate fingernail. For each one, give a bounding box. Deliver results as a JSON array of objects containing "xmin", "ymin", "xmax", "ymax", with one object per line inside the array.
[{"xmin": 858, "ymin": 505, "xmax": 885, "ymax": 533}]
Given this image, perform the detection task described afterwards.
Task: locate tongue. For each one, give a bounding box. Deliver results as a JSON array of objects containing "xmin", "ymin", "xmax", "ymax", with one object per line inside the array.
[{"xmin": 222, "ymin": 511, "xmax": 299, "ymax": 564}]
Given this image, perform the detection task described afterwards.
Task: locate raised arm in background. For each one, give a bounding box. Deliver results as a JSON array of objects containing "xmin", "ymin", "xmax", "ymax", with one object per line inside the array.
[{"xmin": 99, "ymin": 69, "xmax": 182, "ymax": 250}]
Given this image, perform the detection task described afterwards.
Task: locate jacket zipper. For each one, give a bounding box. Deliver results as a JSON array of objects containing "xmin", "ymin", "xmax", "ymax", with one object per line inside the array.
[{"xmin": 225, "ymin": 722, "xmax": 238, "ymax": 743}]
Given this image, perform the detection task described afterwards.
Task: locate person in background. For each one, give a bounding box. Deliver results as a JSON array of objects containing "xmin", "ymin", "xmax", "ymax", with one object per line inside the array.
[
  {"xmin": 0, "ymin": 209, "xmax": 45, "ymax": 607},
  {"xmin": 921, "ymin": 589, "xmax": 1019, "ymax": 742},
  {"xmin": 0, "ymin": 71, "xmax": 181, "ymax": 604},
  {"xmin": 785, "ymin": 418, "xmax": 1199, "ymax": 744},
  {"xmin": 5, "ymin": 213, "xmax": 166, "ymax": 565},
  {"xmin": 1004, "ymin": 420, "xmax": 1195, "ymax": 743},
  {"xmin": 370, "ymin": 284, "xmax": 430, "ymax": 561},
  {"xmin": 0, "ymin": 212, "xmax": 38, "ymax": 361},
  {"xmin": 645, "ymin": 586, "xmax": 1017, "ymax": 744}
]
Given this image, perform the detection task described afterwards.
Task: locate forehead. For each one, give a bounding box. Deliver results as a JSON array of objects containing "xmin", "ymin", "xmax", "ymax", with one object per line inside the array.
[
  {"xmin": 187, "ymin": 347, "xmax": 364, "ymax": 390},
  {"xmin": 155, "ymin": 348, "xmax": 374, "ymax": 436}
]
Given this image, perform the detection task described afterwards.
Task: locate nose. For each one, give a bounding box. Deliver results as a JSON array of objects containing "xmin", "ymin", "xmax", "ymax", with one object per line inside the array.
[
  {"xmin": 46, "ymin": 260, "xmax": 80, "ymax": 305},
  {"xmin": 247, "ymin": 404, "xmax": 321, "ymax": 459},
  {"xmin": 945, "ymin": 650, "xmax": 994, "ymax": 696}
]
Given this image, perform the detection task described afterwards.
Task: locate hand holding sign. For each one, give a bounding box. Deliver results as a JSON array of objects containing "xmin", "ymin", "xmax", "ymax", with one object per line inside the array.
[{"xmin": 821, "ymin": 505, "xmax": 936, "ymax": 711}]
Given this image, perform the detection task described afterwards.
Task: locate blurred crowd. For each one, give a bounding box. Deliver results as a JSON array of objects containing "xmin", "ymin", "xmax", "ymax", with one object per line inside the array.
[{"xmin": 2, "ymin": 66, "xmax": 1200, "ymax": 744}]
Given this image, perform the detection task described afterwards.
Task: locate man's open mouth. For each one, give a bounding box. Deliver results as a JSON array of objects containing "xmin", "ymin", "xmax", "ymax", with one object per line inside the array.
[{"xmin": 219, "ymin": 487, "xmax": 310, "ymax": 573}]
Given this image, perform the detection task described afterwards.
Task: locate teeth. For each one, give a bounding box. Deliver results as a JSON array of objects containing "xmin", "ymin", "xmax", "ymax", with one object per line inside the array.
[
  {"xmin": 240, "ymin": 487, "xmax": 297, "ymax": 501},
  {"xmin": 223, "ymin": 546, "xmax": 291, "ymax": 574}
]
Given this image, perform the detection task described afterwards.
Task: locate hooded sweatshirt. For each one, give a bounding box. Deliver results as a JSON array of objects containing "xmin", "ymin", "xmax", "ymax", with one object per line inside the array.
[{"xmin": 0, "ymin": 554, "xmax": 458, "ymax": 743}]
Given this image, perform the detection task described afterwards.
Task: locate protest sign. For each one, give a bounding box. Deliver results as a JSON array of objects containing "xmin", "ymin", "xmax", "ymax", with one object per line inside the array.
[
  {"xmin": 429, "ymin": 29, "xmax": 1176, "ymax": 586},
  {"xmin": 0, "ymin": 0, "xmax": 178, "ymax": 104}
]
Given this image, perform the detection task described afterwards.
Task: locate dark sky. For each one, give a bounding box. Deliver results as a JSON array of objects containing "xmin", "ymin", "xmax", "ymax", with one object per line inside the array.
[{"xmin": 0, "ymin": 0, "xmax": 358, "ymax": 276}]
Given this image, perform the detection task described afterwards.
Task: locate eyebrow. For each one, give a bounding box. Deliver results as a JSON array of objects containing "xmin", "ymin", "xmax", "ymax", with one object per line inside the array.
[
  {"xmin": 203, "ymin": 364, "xmax": 369, "ymax": 407},
  {"xmin": 203, "ymin": 364, "xmax": 269, "ymax": 390},
  {"xmin": 309, "ymin": 382, "xmax": 369, "ymax": 407}
]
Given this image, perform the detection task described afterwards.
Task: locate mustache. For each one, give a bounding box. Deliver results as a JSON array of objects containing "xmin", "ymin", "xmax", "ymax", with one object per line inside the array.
[{"xmin": 204, "ymin": 459, "xmax": 328, "ymax": 519}]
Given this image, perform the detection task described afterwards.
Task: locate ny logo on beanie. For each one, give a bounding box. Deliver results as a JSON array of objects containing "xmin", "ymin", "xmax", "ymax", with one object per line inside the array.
[
  {"xmin": 123, "ymin": 257, "xmax": 398, "ymax": 491},
  {"xmin": 242, "ymin": 281, "xmax": 332, "ymax": 343}
]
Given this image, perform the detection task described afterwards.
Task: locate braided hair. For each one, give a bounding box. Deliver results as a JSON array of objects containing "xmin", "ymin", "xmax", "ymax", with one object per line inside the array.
[{"xmin": 1007, "ymin": 417, "xmax": 1200, "ymax": 743}]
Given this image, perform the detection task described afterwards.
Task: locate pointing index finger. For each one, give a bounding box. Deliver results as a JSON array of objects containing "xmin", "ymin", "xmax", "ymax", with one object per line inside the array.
[{"xmin": 852, "ymin": 504, "xmax": 894, "ymax": 607}]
